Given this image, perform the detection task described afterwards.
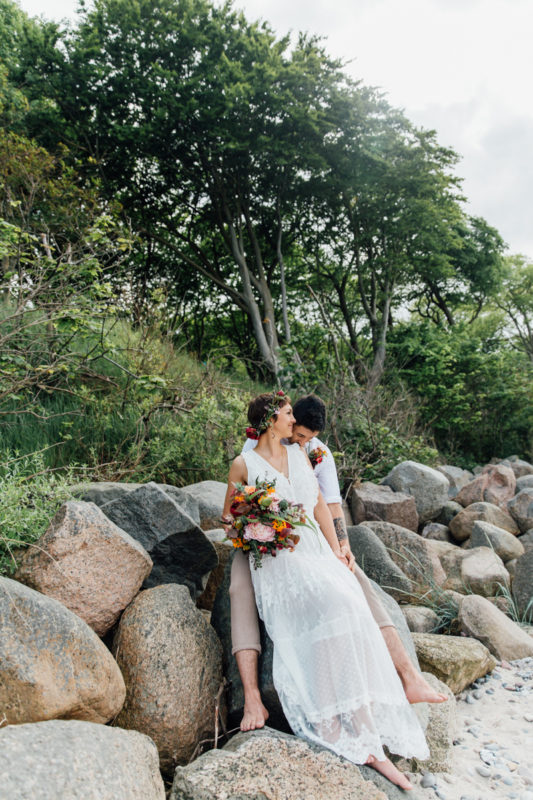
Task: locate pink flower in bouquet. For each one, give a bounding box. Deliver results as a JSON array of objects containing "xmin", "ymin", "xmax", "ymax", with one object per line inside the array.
[{"xmin": 244, "ymin": 522, "xmax": 276, "ymax": 542}]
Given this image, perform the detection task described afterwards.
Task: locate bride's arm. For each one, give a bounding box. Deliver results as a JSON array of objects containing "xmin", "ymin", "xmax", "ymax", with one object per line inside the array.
[
  {"xmin": 222, "ymin": 455, "xmax": 248, "ymax": 520},
  {"xmin": 314, "ymin": 490, "xmax": 349, "ymax": 565}
]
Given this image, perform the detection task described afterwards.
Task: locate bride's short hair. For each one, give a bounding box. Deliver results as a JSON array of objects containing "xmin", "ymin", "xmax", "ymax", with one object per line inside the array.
[{"xmin": 248, "ymin": 392, "xmax": 290, "ymax": 431}]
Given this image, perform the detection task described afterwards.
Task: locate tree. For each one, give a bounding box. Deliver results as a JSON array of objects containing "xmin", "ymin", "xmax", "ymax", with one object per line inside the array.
[{"xmin": 495, "ymin": 255, "xmax": 533, "ymax": 361}]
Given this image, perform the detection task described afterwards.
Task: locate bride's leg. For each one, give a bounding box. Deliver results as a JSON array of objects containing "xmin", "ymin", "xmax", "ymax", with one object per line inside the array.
[
  {"xmin": 352, "ymin": 564, "xmax": 446, "ymax": 704},
  {"xmin": 380, "ymin": 627, "xmax": 448, "ymax": 704},
  {"xmin": 365, "ymin": 755, "xmax": 413, "ymax": 790},
  {"xmin": 230, "ymin": 552, "xmax": 269, "ymax": 731},
  {"xmin": 235, "ymin": 649, "xmax": 269, "ymax": 731}
]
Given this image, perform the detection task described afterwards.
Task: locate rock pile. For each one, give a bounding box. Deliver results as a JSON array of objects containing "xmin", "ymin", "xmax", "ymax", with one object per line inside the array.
[{"xmin": 1, "ymin": 453, "xmax": 532, "ymax": 800}]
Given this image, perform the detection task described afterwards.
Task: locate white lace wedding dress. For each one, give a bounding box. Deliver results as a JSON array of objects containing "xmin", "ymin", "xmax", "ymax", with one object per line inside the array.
[{"xmin": 243, "ymin": 443, "xmax": 429, "ymax": 763}]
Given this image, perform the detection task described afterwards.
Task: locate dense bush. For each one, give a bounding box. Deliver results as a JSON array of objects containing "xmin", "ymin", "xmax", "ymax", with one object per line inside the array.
[{"xmin": 388, "ymin": 321, "xmax": 533, "ymax": 465}]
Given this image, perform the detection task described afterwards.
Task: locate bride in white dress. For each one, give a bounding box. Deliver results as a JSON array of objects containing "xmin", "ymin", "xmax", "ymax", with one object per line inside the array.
[{"xmin": 224, "ymin": 393, "xmax": 429, "ymax": 790}]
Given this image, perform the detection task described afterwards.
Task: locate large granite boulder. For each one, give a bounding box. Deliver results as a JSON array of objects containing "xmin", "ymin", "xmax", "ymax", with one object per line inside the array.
[
  {"xmin": 179, "ymin": 480, "xmax": 228, "ymax": 530},
  {"xmin": 0, "ymin": 719, "xmax": 165, "ymax": 800},
  {"xmin": 73, "ymin": 481, "xmax": 201, "ymax": 522},
  {"xmin": 468, "ymin": 520, "xmax": 525, "ymax": 563},
  {"xmin": 0, "ymin": 577, "xmax": 125, "ymax": 725},
  {"xmin": 411, "ymin": 633, "xmax": 496, "ymax": 693},
  {"xmin": 347, "ymin": 524, "xmax": 413, "ymax": 601},
  {"xmin": 440, "ymin": 546, "xmax": 510, "ymax": 597},
  {"xmin": 14, "ymin": 501, "xmax": 152, "ymax": 636},
  {"xmin": 113, "ymin": 584, "xmax": 224, "ymax": 774},
  {"xmin": 350, "ymin": 482, "xmax": 418, "ymax": 531},
  {"xmin": 436, "ymin": 465, "xmax": 473, "ymax": 498},
  {"xmin": 211, "ymin": 554, "xmax": 423, "ymax": 731},
  {"xmin": 458, "ymin": 594, "xmax": 533, "ymax": 659},
  {"xmin": 171, "ymin": 727, "xmax": 389, "ymax": 800},
  {"xmin": 449, "ymin": 501, "xmax": 519, "ymax": 543},
  {"xmin": 101, "ymin": 482, "xmax": 217, "ymax": 597},
  {"xmin": 512, "ymin": 549, "xmax": 533, "ymax": 619},
  {"xmin": 455, "ymin": 464, "xmax": 516, "ymax": 509},
  {"xmin": 362, "ymin": 520, "xmax": 447, "ymax": 590},
  {"xmin": 507, "ymin": 488, "xmax": 533, "ymax": 533},
  {"xmin": 382, "ymin": 461, "xmax": 449, "ymax": 523}
]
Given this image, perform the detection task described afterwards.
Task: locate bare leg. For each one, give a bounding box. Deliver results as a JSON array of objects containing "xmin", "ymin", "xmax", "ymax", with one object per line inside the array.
[
  {"xmin": 381, "ymin": 626, "xmax": 447, "ymax": 704},
  {"xmin": 366, "ymin": 754, "xmax": 413, "ymax": 790},
  {"xmin": 235, "ymin": 649, "xmax": 269, "ymax": 732}
]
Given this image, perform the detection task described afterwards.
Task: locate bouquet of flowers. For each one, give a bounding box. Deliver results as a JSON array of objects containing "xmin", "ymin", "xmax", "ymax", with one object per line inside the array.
[
  {"xmin": 308, "ymin": 447, "xmax": 327, "ymax": 468},
  {"xmin": 225, "ymin": 478, "xmax": 309, "ymax": 569}
]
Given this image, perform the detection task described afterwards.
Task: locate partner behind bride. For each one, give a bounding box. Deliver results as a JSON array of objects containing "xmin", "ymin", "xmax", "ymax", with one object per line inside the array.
[{"xmin": 223, "ymin": 391, "xmax": 432, "ymax": 790}]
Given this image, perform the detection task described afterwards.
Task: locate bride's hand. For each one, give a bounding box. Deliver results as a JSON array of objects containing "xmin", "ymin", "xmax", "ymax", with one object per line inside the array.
[
  {"xmin": 339, "ymin": 542, "xmax": 356, "ymax": 573},
  {"xmin": 334, "ymin": 550, "xmax": 350, "ymax": 567}
]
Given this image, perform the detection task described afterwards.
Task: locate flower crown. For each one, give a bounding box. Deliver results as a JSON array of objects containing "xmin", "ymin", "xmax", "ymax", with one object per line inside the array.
[{"xmin": 246, "ymin": 390, "xmax": 289, "ymax": 440}]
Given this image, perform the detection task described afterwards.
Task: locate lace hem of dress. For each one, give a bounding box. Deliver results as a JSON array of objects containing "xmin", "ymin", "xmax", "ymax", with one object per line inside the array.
[{"xmin": 290, "ymin": 704, "xmax": 430, "ymax": 764}]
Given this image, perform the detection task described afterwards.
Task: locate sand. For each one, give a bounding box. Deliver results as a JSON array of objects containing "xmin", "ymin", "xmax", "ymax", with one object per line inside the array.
[{"xmin": 407, "ymin": 657, "xmax": 533, "ymax": 800}]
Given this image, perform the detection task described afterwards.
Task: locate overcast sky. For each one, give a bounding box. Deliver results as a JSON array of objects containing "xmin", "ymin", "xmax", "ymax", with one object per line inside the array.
[{"xmin": 17, "ymin": 0, "xmax": 533, "ymax": 257}]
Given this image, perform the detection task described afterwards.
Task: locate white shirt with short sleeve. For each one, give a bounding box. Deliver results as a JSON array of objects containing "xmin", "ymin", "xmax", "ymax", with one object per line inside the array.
[{"xmin": 241, "ymin": 436, "xmax": 342, "ymax": 504}]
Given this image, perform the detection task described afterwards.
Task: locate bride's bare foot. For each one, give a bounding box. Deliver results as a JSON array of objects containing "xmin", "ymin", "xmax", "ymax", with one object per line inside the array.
[
  {"xmin": 240, "ymin": 691, "xmax": 269, "ymax": 732},
  {"xmin": 365, "ymin": 755, "xmax": 413, "ymax": 790},
  {"xmin": 402, "ymin": 670, "xmax": 448, "ymax": 704}
]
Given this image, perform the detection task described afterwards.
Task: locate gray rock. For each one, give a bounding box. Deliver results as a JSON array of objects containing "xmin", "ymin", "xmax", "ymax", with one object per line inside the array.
[
  {"xmin": 436, "ymin": 501, "xmax": 463, "ymax": 526},
  {"xmin": 350, "ymin": 482, "xmax": 419, "ymax": 531},
  {"xmin": 382, "ymin": 461, "xmax": 450, "ymax": 523},
  {"xmin": 72, "ymin": 481, "xmax": 201, "ymax": 522},
  {"xmin": 449, "ymin": 502, "xmax": 520, "ymax": 543},
  {"xmin": 440, "ymin": 546, "xmax": 510, "ymax": 597},
  {"xmin": 507, "ymin": 488, "xmax": 533, "ymax": 533},
  {"xmin": 459, "ymin": 594, "xmax": 533, "ymax": 659},
  {"xmin": 422, "ymin": 523, "xmax": 452, "ymax": 542},
  {"xmin": 402, "ymin": 605, "xmax": 440, "ymax": 633},
  {"xmin": 14, "ymin": 501, "xmax": 152, "ymax": 636},
  {"xmin": 469, "ymin": 521, "xmax": 525, "ymax": 563},
  {"xmin": 179, "ymin": 480, "xmax": 228, "ymax": 530},
  {"xmin": 436, "ymin": 465, "xmax": 474, "ymax": 499},
  {"xmin": 101, "ymin": 482, "xmax": 217, "ymax": 597},
  {"xmin": 347, "ymin": 524, "xmax": 413, "ymax": 600},
  {"xmin": 516, "ymin": 475, "xmax": 533, "ymax": 493},
  {"xmin": 518, "ymin": 530, "xmax": 533, "ymax": 551},
  {"xmin": 113, "ymin": 584, "xmax": 224, "ymax": 774},
  {"xmin": 171, "ymin": 727, "xmax": 389, "ymax": 800},
  {"xmin": 0, "ymin": 577, "xmax": 125, "ymax": 725},
  {"xmin": 512, "ymin": 550, "xmax": 533, "ymax": 620},
  {"xmin": 0, "ymin": 719, "xmax": 165, "ymax": 800},
  {"xmin": 363, "ymin": 520, "xmax": 447, "ymax": 590}
]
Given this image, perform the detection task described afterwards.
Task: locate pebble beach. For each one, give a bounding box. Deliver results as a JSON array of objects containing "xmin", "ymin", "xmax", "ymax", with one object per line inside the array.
[{"xmin": 409, "ymin": 657, "xmax": 533, "ymax": 800}]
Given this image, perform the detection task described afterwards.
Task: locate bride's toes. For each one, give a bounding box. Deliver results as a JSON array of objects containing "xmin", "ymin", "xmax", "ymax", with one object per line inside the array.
[{"xmin": 367, "ymin": 756, "xmax": 413, "ymax": 790}]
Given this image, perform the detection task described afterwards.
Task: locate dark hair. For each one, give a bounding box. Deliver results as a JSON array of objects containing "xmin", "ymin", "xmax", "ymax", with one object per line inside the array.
[
  {"xmin": 293, "ymin": 394, "xmax": 326, "ymax": 433},
  {"xmin": 248, "ymin": 392, "xmax": 290, "ymax": 431}
]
